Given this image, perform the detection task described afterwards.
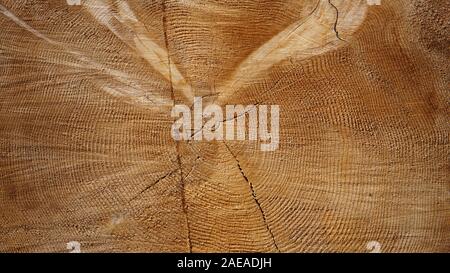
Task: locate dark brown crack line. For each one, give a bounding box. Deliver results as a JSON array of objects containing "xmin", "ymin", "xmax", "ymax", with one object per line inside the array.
[
  {"xmin": 223, "ymin": 142, "xmax": 280, "ymax": 252},
  {"xmin": 161, "ymin": 0, "xmax": 192, "ymax": 253},
  {"xmin": 328, "ymin": 0, "xmax": 345, "ymax": 41},
  {"xmin": 128, "ymin": 168, "xmax": 179, "ymax": 203}
]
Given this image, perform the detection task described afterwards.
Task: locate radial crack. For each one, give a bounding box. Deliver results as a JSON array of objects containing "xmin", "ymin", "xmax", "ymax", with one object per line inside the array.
[
  {"xmin": 128, "ymin": 168, "xmax": 178, "ymax": 203},
  {"xmin": 223, "ymin": 142, "xmax": 280, "ymax": 252},
  {"xmin": 328, "ymin": 0, "xmax": 345, "ymax": 41},
  {"xmin": 161, "ymin": 0, "xmax": 192, "ymax": 253}
]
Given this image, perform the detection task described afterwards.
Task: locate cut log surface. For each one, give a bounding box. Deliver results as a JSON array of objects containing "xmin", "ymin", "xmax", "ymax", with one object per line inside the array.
[{"xmin": 0, "ymin": 0, "xmax": 448, "ymax": 252}]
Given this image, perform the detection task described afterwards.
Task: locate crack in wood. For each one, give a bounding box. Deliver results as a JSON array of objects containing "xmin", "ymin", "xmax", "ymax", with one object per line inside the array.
[
  {"xmin": 223, "ymin": 141, "xmax": 280, "ymax": 252},
  {"xmin": 161, "ymin": 0, "xmax": 192, "ymax": 253},
  {"xmin": 328, "ymin": 0, "xmax": 345, "ymax": 41},
  {"xmin": 128, "ymin": 168, "xmax": 179, "ymax": 203}
]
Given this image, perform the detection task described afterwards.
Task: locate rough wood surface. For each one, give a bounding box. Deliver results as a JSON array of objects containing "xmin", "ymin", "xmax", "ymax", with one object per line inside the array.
[{"xmin": 0, "ymin": 0, "xmax": 448, "ymax": 252}]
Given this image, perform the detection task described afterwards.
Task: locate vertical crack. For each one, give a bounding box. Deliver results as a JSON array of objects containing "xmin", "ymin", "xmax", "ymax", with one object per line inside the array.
[
  {"xmin": 328, "ymin": 0, "xmax": 345, "ymax": 41},
  {"xmin": 161, "ymin": 0, "xmax": 192, "ymax": 253},
  {"xmin": 223, "ymin": 142, "xmax": 280, "ymax": 252}
]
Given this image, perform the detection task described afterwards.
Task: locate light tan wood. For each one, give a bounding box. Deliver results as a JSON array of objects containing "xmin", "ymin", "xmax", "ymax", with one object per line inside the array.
[{"xmin": 0, "ymin": 0, "xmax": 448, "ymax": 252}]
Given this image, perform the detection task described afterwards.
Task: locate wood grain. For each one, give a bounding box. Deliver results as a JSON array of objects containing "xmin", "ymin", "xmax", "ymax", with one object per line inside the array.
[{"xmin": 0, "ymin": 0, "xmax": 448, "ymax": 252}]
